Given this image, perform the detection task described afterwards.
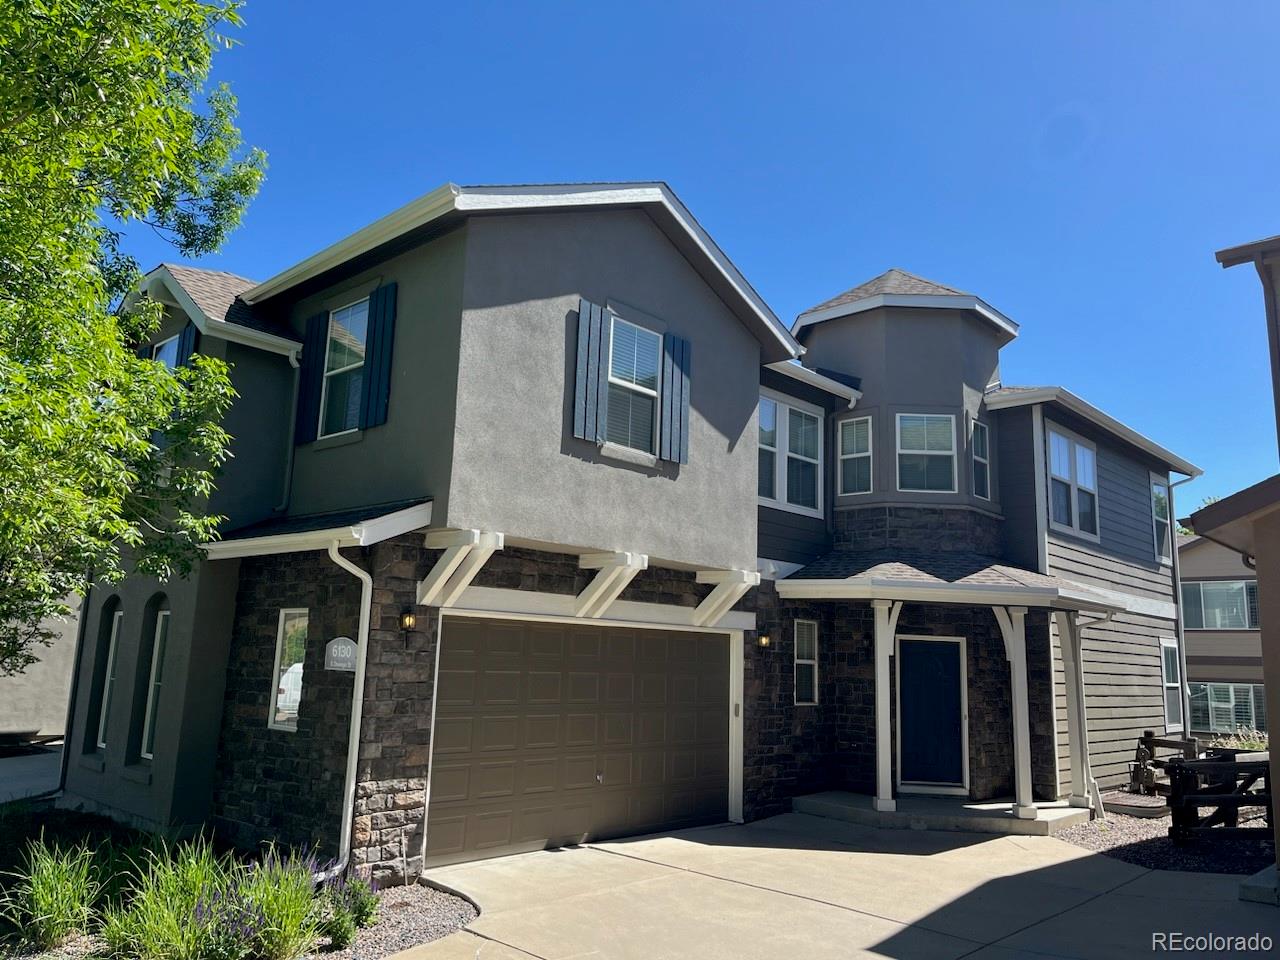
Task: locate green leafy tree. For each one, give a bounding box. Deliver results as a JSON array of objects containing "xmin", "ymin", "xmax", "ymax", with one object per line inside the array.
[
  {"xmin": 1178, "ymin": 495, "xmax": 1221, "ymax": 537},
  {"xmin": 0, "ymin": 0, "xmax": 266, "ymax": 674}
]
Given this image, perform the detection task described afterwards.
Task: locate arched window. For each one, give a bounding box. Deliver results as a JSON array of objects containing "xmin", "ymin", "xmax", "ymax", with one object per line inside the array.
[
  {"xmin": 136, "ymin": 595, "xmax": 171, "ymax": 761},
  {"xmin": 88, "ymin": 598, "xmax": 122, "ymax": 752}
]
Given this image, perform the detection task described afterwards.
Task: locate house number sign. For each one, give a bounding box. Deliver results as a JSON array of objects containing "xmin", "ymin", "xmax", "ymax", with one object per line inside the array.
[{"xmin": 324, "ymin": 636, "xmax": 358, "ymax": 672}]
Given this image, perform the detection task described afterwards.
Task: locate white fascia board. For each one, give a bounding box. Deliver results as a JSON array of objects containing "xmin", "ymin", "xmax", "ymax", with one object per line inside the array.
[
  {"xmin": 241, "ymin": 181, "xmax": 801, "ymax": 360},
  {"xmin": 794, "ymin": 294, "xmax": 1020, "ymax": 344},
  {"xmin": 775, "ymin": 578, "xmax": 1122, "ymax": 613},
  {"xmin": 138, "ymin": 266, "xmax": 302, "ymax": 358},
  {"xmin": 764, "ymin": 361, "xmax": 861, "ymax": 408},
  {"xmin": 450, "ymin": 585, "xmax": 756, "ymax": 633},
  {"xmin": 985, "ymin": 387, "xmax": 1202, "ymax": 477},
  {"xmin": 203, "ymin": 501, "xmax": 432, "ymax": 560}
]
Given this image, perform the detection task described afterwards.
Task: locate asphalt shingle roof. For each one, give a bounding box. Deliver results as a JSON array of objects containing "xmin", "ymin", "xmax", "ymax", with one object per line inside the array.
[
  {"xmin": 161, "ymin": 263, "xmax": 295, "ymax": 340},
  {"xmin": 800, "ymin": 268, "xmax": 970, "ymax": 318}
]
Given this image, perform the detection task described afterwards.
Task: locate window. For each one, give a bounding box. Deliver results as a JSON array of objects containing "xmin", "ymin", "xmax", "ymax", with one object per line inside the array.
[
  {"xmin": 896, "ymin": 414, "xmax": 955, "ymax": 492},
  {"xmin": 794, "ymin": 620, "xmax": 818, "ymax": 705},
  {"xmin": 1181, "ymin": 580, "xmax": 1260, "ymax": 629},
  {"xmin": 757, "ymin": 392, "xmax": 823, "ymax": 515},
  {"xmin": 758, "ymin": 398, "xmax": 777, "ymax": 499},
  {"xmin": 269, "ymin": 609, "xmax": 309, "ymax": 731},
  {"xmin": 1151, "ymin": 474, "xmax": 1172, "ymax": 563},
  {"xmin": 971, "ymin": 420, "xmax": 990, "ymax": 500},
  {"xmin": 839, "ymin": 417, "xmax": 872, "ymax": 495},
  {"xmin": 139, "ymin": 611, "xmax": 170, "ymax": 760},
  {"xmin": 1189, "ymin": 682, "xmax": 1267, "ymax": 733},
  {"xmin": 95, "ymin": 610, "xmax": 123, "ymax": 750},
  {"xmin": 1160, "ymin": 636, "xmax": 1182, "ymax": 732},
  {"xmin": 320, "ymin": 298, "xmax": 370, "ymax": 438},
  {"xmin": 1047, "ymin": 426, "xmax": 1098, "ymax": 539},
  {"xmin": 151, "ymin": 335, "xmax": 180, "ymax": 369},
  {"xmin": 606, "ymin": 316, "xmax": 662, "ymax": 454}
]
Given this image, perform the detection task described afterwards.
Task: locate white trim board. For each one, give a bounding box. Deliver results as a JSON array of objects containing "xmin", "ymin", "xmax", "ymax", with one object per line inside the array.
[
  {"xmin": 776, "ymin": 577, "xmax": 1125, "ymax": 614},
  {"xmin": 794, "ymin": 293, "xmax": 1020, "ymax": 346},
  {"xmin": 985, "ymin": 386, "xmax": 1201, "ymax": 477},
  {"xmin": 240, "ymin": 182, "xmax": 801, "ymax": 362},
  {"xmin": 764, "ymin": 361, "xmax": 860, "ymax": 408},
  {"xmin": 448, "ymin": 585, "xmax": 755, "ymax": 632},
  {"xmin": 203, "ymin": 502, "xmax": 433, "ymax": 560}
]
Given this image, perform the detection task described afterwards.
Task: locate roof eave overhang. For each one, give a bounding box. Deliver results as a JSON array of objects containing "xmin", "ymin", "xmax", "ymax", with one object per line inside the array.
[
  {"xmin": 984, "ymin": 388, "xmax": 1202, "ymax": 477},
  {"xmin": 793, "ymin": 293, "xmax": 1020, "ymax": 346},
  {"xmin": 203, "ymin": 502, "xmax": 433, "ymax": 560},
  {"xmin": 764, "ymin": 361, "xmax": 861, "ymax": 408},
  {"xmin": 774, "ymin": 577, "xmax": 1123, "ymax": 614},
  {"xmin": 132, "ymin": 266, "xmax": 302, "ymax": 358},
  {"xmin": 1216, "ymin": 236, "xmax": 1280, "ymax": 268},
  {"xmin": 240, "ymin": 182, "xmax": 801, "ymax": 362}
]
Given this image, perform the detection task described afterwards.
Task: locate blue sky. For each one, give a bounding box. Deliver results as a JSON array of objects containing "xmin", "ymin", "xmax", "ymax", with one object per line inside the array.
[{"xmin": 128, "ymin": 1, "xmax": 1280, "ymax": 512}]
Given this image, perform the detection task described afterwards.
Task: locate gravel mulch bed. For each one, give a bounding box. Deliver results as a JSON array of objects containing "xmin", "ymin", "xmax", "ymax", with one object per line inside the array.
[
  {"xmin": 305, "ymin": 882, "xmax": 476, "ymax": 960},
  {"xmin": 1058, "ymin": 810, "xmax": 1274, "ymax": 875}
]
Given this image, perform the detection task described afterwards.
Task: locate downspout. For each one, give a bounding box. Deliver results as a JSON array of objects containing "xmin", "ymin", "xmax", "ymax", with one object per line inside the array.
[
  {"xmin": 321, "ymin": 541, "xmax": 372, "ymax": 881},
  {"xmin": 275, "ymin": 348, "xmax": 302, "ymax": 513},
  {"xmin": 1170, "ymin": 475, "xmax": 1196, "ymax": 745}
]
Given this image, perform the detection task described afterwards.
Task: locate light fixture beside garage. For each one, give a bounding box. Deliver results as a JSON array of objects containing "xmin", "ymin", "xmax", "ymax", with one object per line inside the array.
[
  {"xmin": 399, "ymin": 609, "xmax": 417, "ymax": 632},
  {"xmin": 758, "ymin": 634, "xmax": 771, "ymax": 648}
]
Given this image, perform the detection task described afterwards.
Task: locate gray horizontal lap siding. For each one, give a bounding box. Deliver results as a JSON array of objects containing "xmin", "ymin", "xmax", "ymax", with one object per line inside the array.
[{"xmin": 758, "ymin": 506, "xmax": 830, "ymax": 566}]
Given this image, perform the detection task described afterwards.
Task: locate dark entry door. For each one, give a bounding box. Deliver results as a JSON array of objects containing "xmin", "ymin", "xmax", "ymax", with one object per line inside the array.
[{"xmin": 898, "ymin": 638, "xmax": 965, "ymax": 787}]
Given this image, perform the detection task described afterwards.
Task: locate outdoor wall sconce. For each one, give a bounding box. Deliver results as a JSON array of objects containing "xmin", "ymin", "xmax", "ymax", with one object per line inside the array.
[
  {"xmin": 758, "ymin": 634, "xmax": 771, "ymax": 648},
  {"xmin": 399, "ymin": 610, "xmax": 417, "ymax": 632}
]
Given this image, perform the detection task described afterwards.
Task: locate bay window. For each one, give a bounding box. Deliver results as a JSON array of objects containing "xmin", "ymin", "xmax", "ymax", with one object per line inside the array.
[
  {"xmin": 758, "ymin": 392, "xmax": 823, "ymax": 516},
  {"xmin": 971, "ymin": 420, "xmax": 990, "ymax": 500},
  {"xmin": 897, "ymin": 414, "xmax": 955, "ymax": 493},
  {"xmin": 839, "ymin": 417, "xmax": 872, "ymax": 495},
  {"xmin": 1048, "ymin": 425, "xmax": 1098, "ymax": 539}
]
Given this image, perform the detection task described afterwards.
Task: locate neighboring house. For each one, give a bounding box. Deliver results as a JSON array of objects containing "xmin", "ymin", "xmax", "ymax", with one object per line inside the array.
[
  {"xmin": 1178, "ymin": 533, "xmax": 1266, "ymax": 735},
  {"xmin": 59, "ymin": 183, "xmax": 1200, "ymax": 885},
  {"xmin": 0, "ymin": 597, "xmax": 81, "ymax": 740}
]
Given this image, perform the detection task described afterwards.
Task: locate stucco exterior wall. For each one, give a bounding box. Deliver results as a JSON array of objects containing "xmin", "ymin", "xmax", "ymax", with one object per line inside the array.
[
  {"xmin": 448, "ymin": 210, "xmax": 761, "ymax": 571},
  {"xmin": 0, "ymin": 596, "xmax": 80, "ymax": 737}
]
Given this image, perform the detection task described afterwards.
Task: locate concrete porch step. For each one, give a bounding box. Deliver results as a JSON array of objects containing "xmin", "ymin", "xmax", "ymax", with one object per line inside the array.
[{"xmin": 792, "ymin": 790, "xmax": 1091, "ymax": 837}]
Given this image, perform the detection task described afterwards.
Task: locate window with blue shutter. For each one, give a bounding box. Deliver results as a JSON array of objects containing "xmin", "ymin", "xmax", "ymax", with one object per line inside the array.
[
  {"xmin": 294, "ymin": 312, "xmax": 328, "ymax": 445},
  {"xmin": 359, "ymin": 282, "xmax": 397, "ymax": 430},
  {"xmin": 573, "ymin": 298, "xmax": 690, "ymax": 464}
]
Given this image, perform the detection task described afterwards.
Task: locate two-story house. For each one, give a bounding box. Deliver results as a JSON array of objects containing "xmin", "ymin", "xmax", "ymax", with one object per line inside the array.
[
  {"xmin": 58, "ymin": 183, "xmax": 1200, "ymax": 885},
  {"xmin": 1178, "ymin": 533, "xmax": 1266, "ymax": 736}
]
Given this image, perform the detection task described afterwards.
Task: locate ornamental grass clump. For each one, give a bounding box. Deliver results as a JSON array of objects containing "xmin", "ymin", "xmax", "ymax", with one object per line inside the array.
[
  {"xmin": 236, "ymin": 846, "xmax": 322, "ymax": 960},
  {"xmin": 0, "ymin": 837, "xmax": 100, "ymax": 948}
]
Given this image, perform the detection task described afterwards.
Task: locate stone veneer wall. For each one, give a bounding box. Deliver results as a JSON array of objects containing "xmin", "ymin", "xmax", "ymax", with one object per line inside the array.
[{"xmin": 834, "ymin": 505, "xmax": 1003, "ymax": 556}]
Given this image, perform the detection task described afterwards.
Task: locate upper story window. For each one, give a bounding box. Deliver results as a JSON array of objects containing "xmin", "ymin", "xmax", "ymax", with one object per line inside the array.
[
  {"xmin": 1182, "ymin": 580, "xmax": 1259, "ymax": 630},
  {"xmin": 320, "ymin": 298, "xmax": 370, "ymax": 437},
  {"xmin": 607, "ymin": 316, "xmax": 662, "ymax": 454},
  {"xmin": 839, "ymin": 417, "xmax": 872, "ymax": 495},
  {"xmin": 151, "ymin": 334, "xmax": 180, "ymax": 369},
  {"xmin": 1151, "ymin": 475, "xmax": 1172, "ymax": 564},
  {"xmin": 896, "ymin": 414, "xmax": 955, "ymax": 493},
  {"xmin": 1047, "ymin": 425, "xmax": 1098, "ymax": 540},
  {"xmin": 971, "ymin": 420, "xmax": 990, "ymax": 501},
  {"xmin": 758, "ymin": 392, "xmax": 823, "ymax": 517}
]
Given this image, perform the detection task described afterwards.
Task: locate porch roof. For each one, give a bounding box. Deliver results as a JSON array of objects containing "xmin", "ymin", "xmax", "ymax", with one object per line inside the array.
[
  {"xmin": 775, "ymin": 549, "xmax": 1123, "ymax": 613},
  {"xmin": 204, "ymin": 499, "xmax": 433, "ymax": 560}
]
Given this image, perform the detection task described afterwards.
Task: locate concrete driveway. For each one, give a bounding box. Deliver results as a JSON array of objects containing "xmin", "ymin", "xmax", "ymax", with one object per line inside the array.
[
  {"xmin": 405, "ymin": 812, "xmax": 1280, "ymax": 960},
  {"xmin": 0, "ymin": 747, "xmax": 60, "ymax": 803}
]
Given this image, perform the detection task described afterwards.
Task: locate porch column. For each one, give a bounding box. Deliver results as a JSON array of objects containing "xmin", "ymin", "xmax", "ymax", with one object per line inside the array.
[
  {"xmin": 994, "ymin": 605, "xmax": 1037, "ymax": 819},
  {"xmin": 872, "ymin": 599, "xmax": 902, "ymax": 812},
  {"xmin": 1055, "ymin": 610, "xmax": 1093, "ymax": 809}
]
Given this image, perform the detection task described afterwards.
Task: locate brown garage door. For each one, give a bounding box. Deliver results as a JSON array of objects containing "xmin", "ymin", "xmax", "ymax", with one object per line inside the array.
[{"xmin": 426, "ymin": 617, "xmax": 729, "ymax": 865}]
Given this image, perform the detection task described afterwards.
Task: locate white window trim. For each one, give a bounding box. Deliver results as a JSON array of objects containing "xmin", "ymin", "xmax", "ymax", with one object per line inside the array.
[
  {"xmin": 971, "ymin": 420, "xmax": 991, "ymax": 502},
  {"xmin": 1150, "ymin": 472, "xmax": 1172, "ymax": 566},
  {"xmin": 150, "ymin": 333, "xmax": 180, "ymax": 363},
  {"xmin": 758, "ymin": 387, "xmax": 824, "ymax": 518},
  {"xmin": 139, "ymin": 610, "xmax": 170, "ymax": 761},
  {"xmin": 318, "ymin": 296, "xmax": 371, "ymax": 440},
  {"xmin": 605, "ymin": 314, "xmax": 662, "ymax": 455},
  {"xmin": 895, "ymin": 413, "xmax": 957, "ymax": 494},
  {"xmin": 95, "ymin": 610, "xmax": 123, "ymax": 750},
  {"xmin": 1181, "ymin": 579, "xmax": 1260, "ymax": 631},
  {"xmin": 794, "ymin": 619, "xmax": 819, "ymax": 706},
  {"xmin": 1045, "ymin": 421, "xmax": 1101, "ymax": 543},
  {"xmin": 268, "ymin": 608, "xmax": 308, "ymax": 732},
  {"xmin": 838, "ymin": 415, "xmax": 873, "ymax": 496},
  {"xmin": 1160, "ymin": 635, "xmax": 1183, "ymax": 733}
]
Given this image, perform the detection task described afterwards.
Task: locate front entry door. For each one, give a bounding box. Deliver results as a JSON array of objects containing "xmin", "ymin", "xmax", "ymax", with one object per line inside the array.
[{"xmin": 897, "ymin": 636, "xmax": 967, "ymax": 792}]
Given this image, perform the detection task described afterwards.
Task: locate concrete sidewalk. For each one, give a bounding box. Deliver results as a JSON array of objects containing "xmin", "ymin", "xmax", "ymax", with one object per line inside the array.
[
  {"xmin": 402, "ymin": 812, "xmax": 1280, "ymax": 960},
  {"xmin": 0, "ymin": 748, "xmax": 60, "ymax": 803}
]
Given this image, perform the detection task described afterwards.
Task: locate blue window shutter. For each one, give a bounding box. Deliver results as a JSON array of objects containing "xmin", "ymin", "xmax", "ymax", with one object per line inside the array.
[
  {"xmin": 295, "ymin": 312, "xmax": 328, "ymax": 445},
  {"xmin": 574, "ymin": 298, "xmax": 609, "ymax": 442},
  {"xmin": 176, "ymin": 321, "xmax": 199, "ymax": 367},
  {"xmin": 359, "ymin": 283, "xmax": 397, "ymax": 429},
  {"xmin": 660, "ymin": 333, "xmax": 691, "ymax": 464}
]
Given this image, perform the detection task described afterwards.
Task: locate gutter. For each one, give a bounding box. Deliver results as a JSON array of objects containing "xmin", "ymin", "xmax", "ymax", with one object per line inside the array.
[
  {"xmin": 320, "ymin": 541, "xmax": 373, "ymax": 881},
  {"xmin": 764, "ymin": 361, "xmax": 861, "ymax": 409}
]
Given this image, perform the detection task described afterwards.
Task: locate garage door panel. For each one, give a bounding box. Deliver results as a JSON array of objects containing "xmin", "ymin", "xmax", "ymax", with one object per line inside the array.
[{"xmin": 427, "ymin": 618, "xmax": 729, "ymax": 866}]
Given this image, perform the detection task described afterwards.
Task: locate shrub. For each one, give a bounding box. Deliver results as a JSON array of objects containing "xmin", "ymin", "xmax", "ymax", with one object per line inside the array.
[
  {"xmin": 1211, "ymin": 728, "xmax": 1268, "ymax": 751},
  {"xmin": 345, "ymin": 874, "xmax": 380, "ymax": 928},
  {"xmin": 0, "ymin": 836, "xmax": 101, "ymax": 948},
  {"xmin": 319, "ymin": 898, "xmax": 357, "ymax": 949}
]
